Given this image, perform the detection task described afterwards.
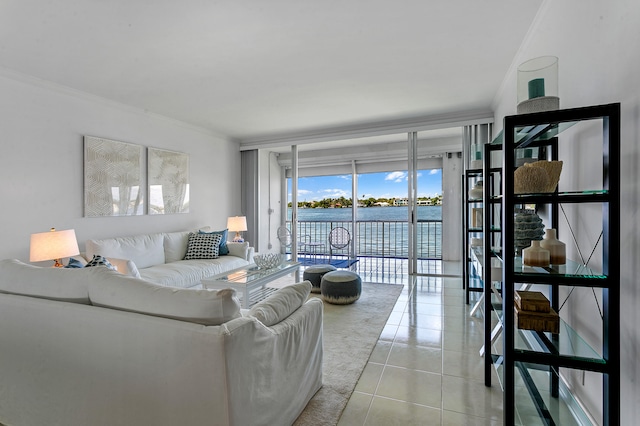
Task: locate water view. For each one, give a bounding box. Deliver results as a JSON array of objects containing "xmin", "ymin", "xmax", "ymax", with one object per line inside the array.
[{"xmin": 288, "ymin": 206, "xmax": 442, "ymax": 259}]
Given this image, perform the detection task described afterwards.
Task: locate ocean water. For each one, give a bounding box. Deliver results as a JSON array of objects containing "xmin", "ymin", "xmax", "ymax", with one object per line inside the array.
[
  {"xmin": 287, "ymin": 206, "xmax": 442, "ymax": 259},
  {"xmin": 290, "ymin": 205, "xmax": 442, "ymax": 221}
]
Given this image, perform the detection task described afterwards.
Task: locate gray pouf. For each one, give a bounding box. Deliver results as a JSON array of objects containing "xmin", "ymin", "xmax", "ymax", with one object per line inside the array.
[
  {"xmin": 303, "ymin": 264, "xmax": 337, "ymax": 293},
  {"xmin": 320, "ymin": 270, "xmax": 362, "ymax": 305}
]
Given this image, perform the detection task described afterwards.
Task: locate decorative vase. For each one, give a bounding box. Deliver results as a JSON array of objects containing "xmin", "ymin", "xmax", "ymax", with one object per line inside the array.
[
  {"xmin": 523, "ymin": 241, "xmax": 550, "ymax": 267},
  {"xmin": 540, "ymin": 228, "xmax": 566, "ymax": 265},
  {"xmin": 469, "ymin": 180, "xmax": 483, "ymax": 200}
]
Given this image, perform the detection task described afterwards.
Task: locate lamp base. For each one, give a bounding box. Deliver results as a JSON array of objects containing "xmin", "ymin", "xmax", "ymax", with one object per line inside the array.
[{"xmin": 233, "ymin": 232, "xmax": 244, "ymax": 243}]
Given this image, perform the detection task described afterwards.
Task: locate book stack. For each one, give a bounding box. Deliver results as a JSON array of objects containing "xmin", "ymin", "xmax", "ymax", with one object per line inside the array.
[{"xmin": 514, "ymin": 290, "xmax": 559, "ymax": 334}]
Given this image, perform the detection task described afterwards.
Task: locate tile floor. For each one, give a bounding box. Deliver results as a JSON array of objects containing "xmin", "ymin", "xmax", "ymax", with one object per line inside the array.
[{"xmin": 337, "ymin": 264, "xmax": 505, "ymax": 426}]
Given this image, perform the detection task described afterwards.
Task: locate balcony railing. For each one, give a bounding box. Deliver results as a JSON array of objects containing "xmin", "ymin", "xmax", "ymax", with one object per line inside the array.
[{"xmin": 285, "ymin": 219, "xmax": 442, "ymax": 260}]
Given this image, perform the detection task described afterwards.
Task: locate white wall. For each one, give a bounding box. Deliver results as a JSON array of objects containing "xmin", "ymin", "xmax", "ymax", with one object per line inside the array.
[
  {"xmin": 0, "ymin": 72, "xmax": 241, "ymax": 262},
  {"xmin": 492, "ymin": 1, "xmax": 640, "ymax": 423}
]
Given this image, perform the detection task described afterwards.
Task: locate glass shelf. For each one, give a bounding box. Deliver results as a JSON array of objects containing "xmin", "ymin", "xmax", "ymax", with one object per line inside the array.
[
  {"xmin": 496, "ymin": 362, "xmax": 595, "ymax": 426},
  {"xmin": 515, "ymin": 258, "xmax": 606, "ymax": 281},
  {"xmin": 514, "ymin": 317, "xmax": 604, "ymax": 363},
  {"xmin": 491, "ymin": 121, "xmax": 577, "ymax": 147}
]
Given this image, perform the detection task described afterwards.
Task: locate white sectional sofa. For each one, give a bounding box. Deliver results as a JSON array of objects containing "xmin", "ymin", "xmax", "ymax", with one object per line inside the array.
[
  {"xmin": 84, "ymin": 228, "xmax": 255, "ymax": 288},
  {"xmin": 0, "ymin": 259, "xmax": 323, "ymax": 426}
]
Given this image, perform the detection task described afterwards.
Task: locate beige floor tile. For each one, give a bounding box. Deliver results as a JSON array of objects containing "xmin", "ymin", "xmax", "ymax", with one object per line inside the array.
[
  {"xmin": 442, "ymin": 329, "xmax": 484, "ymax": 354},
  {"xmin": 338, "ymin": 391, "xmax": 372, "ymax": 426},
  {"xmin": 399, "ymin": 312, "xmax": 443, "ymax": 330},
  {"xmin": 375, "ymin": 366, "xmax": 442, "ymax": 407},
  {"xmin": 354, "ymin": 362, "xmax": 384, "ymax": 394},
  {"xmin": 442, "ymin": 409, "xmax": 503, "ymax": 425},
  {"xmin": 365, "ymin": 397, "xmax": 441, "ymax": 426},
  {"xmin": 379, "ymin": 324, "xmax": 398, "ymax": 342},
  {"xmin": 385, "ymin": 311, "xmax": 404, "ymax": 326},
  {"xmin": 387, "ymin": 342, "xmax": 442, "ymax": 373},
  {"xmin": 404, "ymin": 301, "xmax": 443, "ymax": 316},
  {"xmin": 394, "ymin": 325, "xmax": 443, "ymax": 348},
  {"xmin": 368, "ymin": 340, "xmax": 392, "ymax": 364},
  {"xmin": 442, "ymin": 349, "xmax": 485, "ymax": 381},
  {"xmin": 443, "ymin": 315, "xmax": 483, "ymax": 336},
  {"xmin": 442, "ymin": 375, "xmax": 503, "ymax": 421}
]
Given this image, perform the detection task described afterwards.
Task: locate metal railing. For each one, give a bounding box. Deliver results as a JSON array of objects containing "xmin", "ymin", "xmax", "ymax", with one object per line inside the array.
[{"xmin": 286, "ymin": 219, "xmax": 442, "ymax": 260}]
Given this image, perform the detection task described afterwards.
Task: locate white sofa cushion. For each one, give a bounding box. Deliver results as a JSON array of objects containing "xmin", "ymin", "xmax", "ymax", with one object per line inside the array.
[
  {"xmin": 249, "ymin": 281, "xmax": 312, "ymax": 326},
  {"xmin": 86, "ymin": 233, "xmax": 165, "ymax": 269},
  {"xmin": 139, "ymin": 256, "xmax": 249, "ymax": 288},
  {"xmin": 88, "ymin": 267, "xmax": 241, "ymax": 325},
  {"xmin": 164, "ymin": 227, "xmax": 213, "ymax": 263},
  {"xmin": 0, "ymin": 259, "xmax": 91, "ymax": 304}
]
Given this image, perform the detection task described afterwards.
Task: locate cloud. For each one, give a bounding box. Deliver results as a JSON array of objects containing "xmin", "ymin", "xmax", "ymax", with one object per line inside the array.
[
  {"xmin": 298, "ymin": 189, "xmax": 313, "ymax": 195},
  {"xmin": 429, "ymin": 169, "xmax": 439, "ymax": 175},
  {"xmin": 385, "ymin": 171, "xmax": 406, "ymax": 183}
]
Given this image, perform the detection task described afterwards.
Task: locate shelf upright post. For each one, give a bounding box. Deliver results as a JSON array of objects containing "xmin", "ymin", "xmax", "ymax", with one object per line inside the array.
[
  {"xmin": 603, "ymin": 103, "xmax": 621, "ymax": 426},
  {"xmin": 502, "ymin": 116, "xmax": 516, "ymax": 423}
]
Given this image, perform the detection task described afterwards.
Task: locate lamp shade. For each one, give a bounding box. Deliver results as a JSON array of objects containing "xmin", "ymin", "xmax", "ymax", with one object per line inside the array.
[
  {"xmin": 30, "ymin": 228, "xmax": 80, "ymax": 264},
  {"xmin": 226, "ymin": 216, "xmax": 247, "ymax": 232}
]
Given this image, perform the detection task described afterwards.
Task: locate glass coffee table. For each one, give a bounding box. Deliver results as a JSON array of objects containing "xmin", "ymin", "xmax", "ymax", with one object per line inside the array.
[{"xmin": 201, "ymin": 261, "xmax": 301, "ymax": 308}]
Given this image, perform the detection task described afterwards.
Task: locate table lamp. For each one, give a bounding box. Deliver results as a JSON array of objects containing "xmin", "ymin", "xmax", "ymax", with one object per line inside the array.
[
  {"xmin": 227, "ymin": 216, "xmax": 247, "ymax": 242},
  {"xmin": 30, "ymin": 228, "xmax": 80, "ymax": 267}
]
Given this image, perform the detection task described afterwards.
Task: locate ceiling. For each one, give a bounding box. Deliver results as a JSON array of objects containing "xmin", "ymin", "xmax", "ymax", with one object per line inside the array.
[{"xmin": 0, "ymin": 1, "xmax": 543, "ymax": 146}]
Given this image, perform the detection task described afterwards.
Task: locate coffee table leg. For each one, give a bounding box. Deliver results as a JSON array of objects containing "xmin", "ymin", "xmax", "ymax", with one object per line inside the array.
[{"xmin": 242, "ymin": 288, "xmax": 250, "ymax": 309}]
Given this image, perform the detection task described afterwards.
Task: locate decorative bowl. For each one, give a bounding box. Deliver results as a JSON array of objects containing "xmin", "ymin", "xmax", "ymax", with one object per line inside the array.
[{"xmin": 253, "ymin": 254, "xmax": 284, "ymax": 269}]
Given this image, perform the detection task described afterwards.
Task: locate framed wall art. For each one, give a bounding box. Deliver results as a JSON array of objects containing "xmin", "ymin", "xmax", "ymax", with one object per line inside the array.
[
  {"xmin": 147, "ymin": 147, "xmax": 189, "ymax": 215},
  {"xmin": 84, "ymin": 136, "xmax": 144, "ymax": 217}
]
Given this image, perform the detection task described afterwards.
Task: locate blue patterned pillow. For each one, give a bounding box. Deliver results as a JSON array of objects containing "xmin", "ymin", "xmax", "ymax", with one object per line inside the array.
[
  {"xmin": 184, "ymin": 232, "xmax": 222, "ymax": 260},
  {"xmin": 65, "ymin": 258, "xmax": 86, "ymax": 269},
  {"xmin": 199, "ymin": 229, "xmax": 229, "ymax": 255},
  {"xmin": 85, "ymin": 254, "xmax": 116, "ymax": 271}
]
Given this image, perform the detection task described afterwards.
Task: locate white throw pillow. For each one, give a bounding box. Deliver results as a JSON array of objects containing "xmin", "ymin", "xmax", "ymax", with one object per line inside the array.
[
  {"xmin": 107, "ymin": 257, "xmax": 141, "ymax": 278},
  {"xmin": 88, "ymin": 267, "xmax": 241, "ymax": 325},
  {"xmin": 249, "ymin": 281, "xmax": 312, "ymax": 326},
  {"xmin": 0, "ymin": 259, "xmax": 91, "ymax": 304}
]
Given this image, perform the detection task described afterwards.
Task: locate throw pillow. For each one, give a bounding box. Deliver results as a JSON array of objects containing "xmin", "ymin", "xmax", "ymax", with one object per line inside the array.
[
  {"xmin": 85, "ymin": 254, "xmax": 116, "ymax": 270},
  {"xmin": 249, "ymin": 281, "xmax": 311, "ymax": 326},
  {"xmin": 198, "ymin": 229, "xmax": 229, "ymax": 255},
  {"xmin": 65, "ymin": 257, "xmax": 86, "ymax": 268},
  {"xmin": 107, "ymin": 257, "xmax": 142, "ymax": 278},
  {"xmin": 184, "ymin": 232, "xmax": 222, "ymax": 260}
]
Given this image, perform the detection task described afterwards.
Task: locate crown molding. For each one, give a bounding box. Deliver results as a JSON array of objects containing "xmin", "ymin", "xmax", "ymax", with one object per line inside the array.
[{"xmin": 238, "ymin": 109, "xmax": 493, "ymax": 151}]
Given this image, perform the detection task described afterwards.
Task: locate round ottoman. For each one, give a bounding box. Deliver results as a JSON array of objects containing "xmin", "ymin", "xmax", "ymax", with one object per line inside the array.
[
  {"xmin": 320, "ymin": 270, "xmax": 362, "ymax": 305},
  {"xmin": 303, "ymin": 264, "xmax": 337, "ymax": 293}
]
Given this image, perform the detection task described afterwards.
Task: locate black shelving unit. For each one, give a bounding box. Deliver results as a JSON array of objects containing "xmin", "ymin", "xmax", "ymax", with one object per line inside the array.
[
  {"xmin": 500, "ymin": 103, "xmax": 620, "ymax": 425},
  {"xmin": 463, "ymin": 168, "xmax": 484, "ymax": 304},
  {"xmin": 481, "ymin": 142, "xmax": 503, "ymax": 385}
]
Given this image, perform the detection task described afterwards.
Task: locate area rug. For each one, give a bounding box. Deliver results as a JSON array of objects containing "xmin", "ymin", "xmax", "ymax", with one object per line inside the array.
[{"xmin": 293, "ymin": 282, "xmax": 403, "ymax": 426}]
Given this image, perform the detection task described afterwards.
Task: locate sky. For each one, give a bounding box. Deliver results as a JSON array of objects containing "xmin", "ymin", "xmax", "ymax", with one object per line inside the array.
[{"xmin": 291, "ymin": 170, "xmax": 442, "ymax": 201}]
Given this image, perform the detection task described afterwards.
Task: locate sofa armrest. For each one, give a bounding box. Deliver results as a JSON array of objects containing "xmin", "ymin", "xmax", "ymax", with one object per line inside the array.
[
  {"xmin": 222, "ymin": 298, "xmax": 323, "ymax": 425},
  {"xmin": 226, "ymin": 242, "xmax": 254, "ymax": 261}
]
